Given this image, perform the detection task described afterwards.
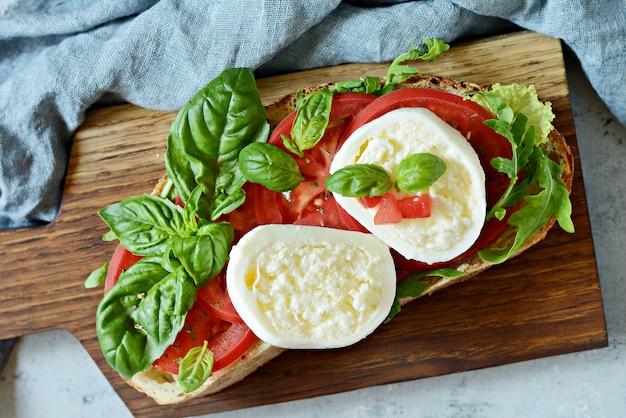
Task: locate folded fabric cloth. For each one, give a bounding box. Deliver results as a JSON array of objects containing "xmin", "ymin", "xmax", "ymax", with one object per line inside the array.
[{"xmin": 0, "ymin": 0, "xmax": 624, "ymax": 229}]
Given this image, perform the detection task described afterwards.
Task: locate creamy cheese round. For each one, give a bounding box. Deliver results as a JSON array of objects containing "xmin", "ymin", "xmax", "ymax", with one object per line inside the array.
[
  {"xmin": 226, "ymin": 224, "xmax": 396, "ymax": 349},
  {"xmin": 330, "ymin": 107, "xmax": 486, "ymax": 264}
]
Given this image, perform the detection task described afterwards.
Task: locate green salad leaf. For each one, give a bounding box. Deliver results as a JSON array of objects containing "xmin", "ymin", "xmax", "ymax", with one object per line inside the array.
[
  {"xmin": 470, "ymin": 83, "xmax": 555, "ymax": 145},
  {"xmin": 395, "ymin": 153, "xmax": 446, "ymax": 193},
  {"xmin": 84, "ymin": 263, "xmax": 108, "ymax": 288}
]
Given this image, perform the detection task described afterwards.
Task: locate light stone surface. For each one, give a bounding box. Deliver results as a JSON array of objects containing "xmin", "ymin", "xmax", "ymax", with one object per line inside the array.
[{"xmin": 1, "ymin": 53, "xmax": 625, "ymax": 418}]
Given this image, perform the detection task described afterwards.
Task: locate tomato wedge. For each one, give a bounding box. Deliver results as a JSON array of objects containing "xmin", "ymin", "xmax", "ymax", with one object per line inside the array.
[
  {"xmin": 397, "ymin": 194, "xmax": 432, "ymax": 219},
  {"xmin": 373, "ymin": 193, "xmax": 403, "ymax": 225},
  {"xmin": 105, "ymin": 244, "xmax": 257, "ymax": 375}
]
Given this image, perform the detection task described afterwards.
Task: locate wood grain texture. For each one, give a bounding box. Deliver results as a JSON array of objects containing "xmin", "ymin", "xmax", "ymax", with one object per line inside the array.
[{"xmin": 0, "ymin": 31, "xmax": 606, "ymax": 417}]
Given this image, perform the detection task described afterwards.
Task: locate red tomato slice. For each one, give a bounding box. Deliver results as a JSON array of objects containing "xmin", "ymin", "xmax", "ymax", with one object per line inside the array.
[
  {"xmin": 207, "ymin": 322, "xmax": 257, "ymax": 371},
  {"xmin": 197, "ymin": 273, "xmax": 245, "ymax": 324},
  {"xmin": 152, "ymin": 299, "xmax": 230, "ymax": 374},
  {"xmin": 362, "ymin": 194, "xmax": 431, "ymax": 224},
  {"xmin": 336, "ymin": 202, "xmax": 369, "ymax": 233}
]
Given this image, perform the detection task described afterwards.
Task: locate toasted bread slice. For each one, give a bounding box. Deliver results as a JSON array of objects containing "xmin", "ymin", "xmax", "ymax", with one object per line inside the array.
[{"xmin": 126, "ymin": 74, "xmax": 574, "ymax": 404}]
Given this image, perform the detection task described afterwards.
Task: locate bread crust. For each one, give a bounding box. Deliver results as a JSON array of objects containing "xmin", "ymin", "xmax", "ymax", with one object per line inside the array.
[{"xmin": 123, "ymin": 74, "xmax": 574, "ymax": 404}]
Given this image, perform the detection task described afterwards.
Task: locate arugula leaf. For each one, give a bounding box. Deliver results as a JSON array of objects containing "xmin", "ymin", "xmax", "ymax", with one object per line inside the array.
[
  {"xmin": 469, "ymin": 89, "xmax": 574, "ymax": 264},
  {"xmin": 334, "ymin": 38, "xmax": 450, "ymax": 95},
  {"xmin": 238, "ymin": 142, "xmax": 304, "ymax": 192},
  {"xmin": 177, "ymin": 340, "xmax": 214, "ymax": 393},
  {"xmin": 386, "ymin": 38, "xmax": 450, "ymax": 86},
  {"xmin": 96, "ymin": 257, "xmax": 196, "ymax": 379},
  {"xmin": 483, "ymin": 114, "xmax": 536, "ymax": 221},
  {"xmin": 385, "ymin": 268, "xmax": 465, "ymax": 323},
  {"xmin": 325, "ymin": 164, "xmax": 393, "ymax": 197},
  {"xmin": 166, "ymin": 68, "xmax": 270, "ymax": 221},
  {"xmin": 281, "ymin": 88, "xmax": 333, "ymax": 156},
  {"xmin": 335, "ymin": 76, "xmax": 382, "ymax": 94},
  {"xmin": 479, "ymin": 151, "xmax": 574, "ymax": 263}
]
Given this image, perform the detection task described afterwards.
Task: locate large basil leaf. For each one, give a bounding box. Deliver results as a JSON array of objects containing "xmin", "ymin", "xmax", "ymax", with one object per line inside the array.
[
  {"xmin": 99, "ymin": 194, "xmax": 187, "ymax": 256},
  {"xmin": 96, "ymin": 258, "xmax": 196, "ymax": 379},
  {"xmin": 166, "ymin": 68, "xmax": 270, "ymax": 221},
  {"xmin": 171, "ymin": 221, "xmax": 234, "ymax": 288}
]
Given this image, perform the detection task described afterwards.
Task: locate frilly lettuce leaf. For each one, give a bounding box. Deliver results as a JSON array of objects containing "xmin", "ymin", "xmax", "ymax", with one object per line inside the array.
[{"xmin": 470, "ymin": 83, "xmax": 555, "ymax": 145}]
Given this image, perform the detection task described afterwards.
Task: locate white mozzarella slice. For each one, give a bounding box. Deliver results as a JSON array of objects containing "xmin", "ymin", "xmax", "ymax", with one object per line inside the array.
[
  {"xmin": 330, "ymin": 107, "xmax": 486, "ymax": 265},
  {"xmin": 226, "ymin": 224, "xmax": 396, "ymax": 349}
]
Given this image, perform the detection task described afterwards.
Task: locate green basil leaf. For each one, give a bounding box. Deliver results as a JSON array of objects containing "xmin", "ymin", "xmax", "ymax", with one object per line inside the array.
[
  {"xmin": 165, "ymin": 68, "xmax": 270, "ymax": 221},
  {"xmin": 288, "ymin": 88, "xmax": 333, "ymax": 153},
  {"xmin": 211, "ymin": 188, "xmax": 247, "ymax": 221},
  {"xmin": 281, "ymin": 134, "xmax": 303, "ymax": 157},
  {"xmin": 84, "ymin": 263, "xmax": 108, "ymax": 288},
  {"xmin": 238, "ymin": 142, "xmax": 304, "ymax": 192},
  {"xmin": 181, "ymin": 185, "xmax": 203, "ymax": 229},
  {"xmin": 178, "ymin": 340, "xmax": 214, "ymax": 393},
  {"xmin": 96, "ymin": 258, "xmax": 195, "ymax": 379},
  {"xmin": 171, "ymin": 222, "xmax": 234, "ymax": 288},
  {"xmin": 395, "ymin": 153, "xmax": 447, "ymax": 193},
  {"xmin": 325, "ymin": 164, "xmax": 393, "ymax": 197},
  {"xmin": 99, "ymin": 194, "xmax": 186, "ymax": 256},
  {"xmin": 131, "ymin": 265, "xmax": 196, "ymax": 356}
]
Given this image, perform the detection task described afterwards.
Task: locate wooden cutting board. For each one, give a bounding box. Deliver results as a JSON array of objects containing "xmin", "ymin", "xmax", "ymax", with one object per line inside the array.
[{"xmin": 0, "ymin": 31, "xmax": 607, "ymax": 417}]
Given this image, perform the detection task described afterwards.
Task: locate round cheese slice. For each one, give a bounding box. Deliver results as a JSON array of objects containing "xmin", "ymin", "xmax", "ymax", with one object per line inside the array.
[
  {"xmin": 226, "ymin": 224, "xmax": 396, "ymax": 349},
  {"xmin": 330, "ymin": 107, "xmax": 487, "ymax": 265}
]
